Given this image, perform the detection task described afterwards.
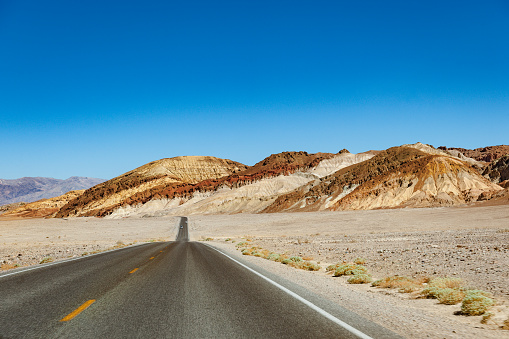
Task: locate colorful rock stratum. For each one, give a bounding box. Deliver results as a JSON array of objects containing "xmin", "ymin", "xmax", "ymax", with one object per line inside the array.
[{"xmin": 2, "ymin": 143, "xmax": 507, "ymax": 219}]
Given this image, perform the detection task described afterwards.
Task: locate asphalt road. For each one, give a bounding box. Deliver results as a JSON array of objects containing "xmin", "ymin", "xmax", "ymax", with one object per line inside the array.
[{"xmin": 0, "ymin": 217, "xmax": 401, "ymax": 339}]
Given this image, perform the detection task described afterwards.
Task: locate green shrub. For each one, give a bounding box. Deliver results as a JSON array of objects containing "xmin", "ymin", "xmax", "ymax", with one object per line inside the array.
[
  {"xmin": 428, "ymin": 277, "xmax": 463, "ymax": 289},
  {"xmin": 421, "ymin": 277, "xmax": 465, "ymax": 299},
  {"xmin": 39, "ymin": 257, "xmax": 53, "ymax": 264},
  {"xmin": 333, "ymin": 264, "xmax": 367, "ymax": 277},
  {"xmin": 326, "ymin": 263, "xmax": 341, "ymax": 272},
  {"xmin": 461, "ymin": 291, "xmax": 494, "ymax": 315},
  {"xmin": 421, "ymin": 287, "xmax": 445, "ymax": 299},
  {"xmin": 267, "ymin": 253, "xmax": 282, "ymax": 261},
  {"xmin": 348, "ymin": 274, "xmax": 373, "ymax": 284},
  {"xmin": 436, "ymin": 288, "xmax": 465, "ymax": 305},
  {"xmin": 371, "ymin": 275, "xmax": 421, "ymax": 293},
  {"xmin": 282, "ymin": 256, "xmax": 302, "ymax": 264},
  {"xmin": 300, "ymin": 261, "xmax": 321, "ymax": 271}
]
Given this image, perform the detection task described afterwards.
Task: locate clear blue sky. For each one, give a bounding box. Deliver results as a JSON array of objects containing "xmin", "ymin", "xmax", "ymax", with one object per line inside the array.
[{"xmin": 1, "ymin": 1, "xmax": 508, "ymax": 180}]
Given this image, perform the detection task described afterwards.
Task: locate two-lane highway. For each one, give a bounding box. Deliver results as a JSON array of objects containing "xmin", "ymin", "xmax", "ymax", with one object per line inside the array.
[{"xmin": 0, "ymin": 217, "xmax": 400, "ymax": 338}]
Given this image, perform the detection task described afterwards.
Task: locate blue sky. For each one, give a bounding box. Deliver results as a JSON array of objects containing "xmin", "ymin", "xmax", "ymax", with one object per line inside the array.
[{"xmin": 1, "ymin": 1, "xmax": 508, "ymax": 180}]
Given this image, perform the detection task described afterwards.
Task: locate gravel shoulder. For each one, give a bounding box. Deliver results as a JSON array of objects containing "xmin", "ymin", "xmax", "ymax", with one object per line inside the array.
[{"xmin": 209, "ymin": 240, "xmax": 507, "ymax": 339}]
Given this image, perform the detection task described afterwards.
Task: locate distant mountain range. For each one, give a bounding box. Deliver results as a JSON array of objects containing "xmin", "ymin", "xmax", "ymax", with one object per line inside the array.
[
  {"xmin": 0, "ymin": 177, "xmax": 106, "ymax": 206},
  {"xmin": 3, "ymin": 143, "xmax": 508, "ymax": 219}
]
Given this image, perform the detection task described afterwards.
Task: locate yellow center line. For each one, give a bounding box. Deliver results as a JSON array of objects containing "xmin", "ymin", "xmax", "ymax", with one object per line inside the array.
[
  {"xmin": 149, "ymin": 257, "xmax": 155, "ymax": 259},
  {"xmin": 129, "ymin": 268, "xmax": 139, "ymax": 274},
  {"xmin": 160, "ymin": 250, "xmax": 163, "ymax": 252},
  {"xmin": 60, "ymin": 299, "xmax": 96, "ymax": 322}
]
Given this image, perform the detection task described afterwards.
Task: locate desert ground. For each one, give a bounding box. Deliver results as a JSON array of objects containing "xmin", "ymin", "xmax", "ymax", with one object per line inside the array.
[{"xmin": 1, "ymin": 205, "xmax": 508, "ymax": 338}]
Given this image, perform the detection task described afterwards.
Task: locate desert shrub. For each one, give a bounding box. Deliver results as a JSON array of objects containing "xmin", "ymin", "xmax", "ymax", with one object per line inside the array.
[
  {"xmin": 236, "ymin": 241, "xmax": 248, "ymax": 248},
  {"xmin": 371, "ymin": 275, "xmax": 421, "ymax": 293},
  {"xmin": 39, "ymin": 257, "xmax": 53, "ymax": 264},
  {"xmin": 326, "ymin": 263, "xmax": 341, "ymax": 272},
  {"xmin": 463, "ymin": 289, "xmax": 492, "ymax": 298},
  {"xmin": 1, "ymin": 263, "xmax": 20, "ymax": 270},
  {"xmin": 204, "ymin": 237, "xmax": 213, "ymax": 241},
  {"xmin": 437, "ymin": 288, "xmax": 465, "ymax": 305},
  {"xmin": 333, "ymin": 264, "xmax": 367, "ymax": 277},
  {"xmin": 421, "ymin": 277, "xmax": 464, "ymax": 299},
  {"xmin": 225, "ymin": 238, "xmax": 231, "ymax": 242},
  {"xmin": 283, "ymin": 256, "xmax": 302, "ymax": 264},
  {"xmin": 421, "ymin": 287, "xmax": 445, "ymax": 299},
  {"xmin": 429, "ymin": 277, "xmax": 463, "ymax": 289},
  {"xmin": 461, "ymin": 291, "xmax": 494, "ymax": 315},
  {"xmin": 267, "ymin": 253, "xmax": 283, "ymax": 262},
  {"xmin": 354, "ymin": 257, "xmax": 366, "ymax": 265},
  {"xmin": 348, "ymin": 274, "xmax": 373, "ymax": 284},
  {"xmin": 241, "ymin": 248, "xmax": 255, "ymax": 255},
  {"xmin": 300, "ymin": 261, "xmax": 321, "ymax": 271}
]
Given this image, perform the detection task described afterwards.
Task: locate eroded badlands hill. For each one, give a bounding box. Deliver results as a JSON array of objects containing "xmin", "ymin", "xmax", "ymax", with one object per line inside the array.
[
  {"xmin": 107, "ymin": 150, "xmax": 376, "ymax": 217},
  {"xmin": 56, "ymin": 156, "xmax": 246, "ymax": 217},
  {"xmin": 482, "ymin": 155, "xmax": 509, "ymax": 184},
  {"xmin": 264, "ymin": 145, "xmax": 502, "ymax": 212},
  {"xmin": 438, "ymin": 145, "xmax": 509, "ymax": 163},
  {"xmin": 21, "ymin": 143, "xmax": 509, "ymax": 219}
]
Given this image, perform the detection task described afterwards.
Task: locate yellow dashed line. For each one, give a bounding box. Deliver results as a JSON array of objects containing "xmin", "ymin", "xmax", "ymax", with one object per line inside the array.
[
  {"xmin": 129, "ymin": 268, "xmax": 139, "ymax": 274},
  {"xmin": 149, "ymin": 257, "xmax": 155, "ymax": 259},
  {"xmin": 60, "ymin": 299, "xmax": 96, "ymax": 322}
]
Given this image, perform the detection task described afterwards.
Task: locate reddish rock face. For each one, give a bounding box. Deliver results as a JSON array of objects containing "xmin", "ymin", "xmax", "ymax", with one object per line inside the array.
[
  {"xmin": 438, "ymin": 145, "xmax": 509, "ymax": 162},
  {"xmin": 264, "ymin": 146, "xmax": 503, "ymax": 213},
  {"xmin": 56, "ymin": 152, "xmax": 336, "ymax": 217},
  {"xmin": 55, "ymin": 156, "xmax": 248, "ymax": 218}
]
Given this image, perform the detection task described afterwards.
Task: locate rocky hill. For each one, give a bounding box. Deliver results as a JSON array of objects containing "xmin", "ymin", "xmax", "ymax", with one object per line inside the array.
[
  {"xmin": 11, "ymin": 143, "xmax": 509, "ymax": 219},
  {"xmin": 263, "ymin": 145, "xmax": 502, "ymax": 213},
  {"xmin": 106, "ymin": 150, "xmax": 376, "ymax": 217},
  {"xmin": 438, "ymin": 145, "xmax": 509, "ymax": 163},
  {"xmin": 55, "ymin": 156, "xmax": 247, "ymax": 217},
  {"xmin": 0, "ymin": 177, "xmax": 105, "ymax": 206},
  {"xmin": 2, "ymin": 190, "xmax": 85, "ymax": 218},
  {"xmin": 482, "ymin": 155, "xmax": 509, "ymax": 184}
]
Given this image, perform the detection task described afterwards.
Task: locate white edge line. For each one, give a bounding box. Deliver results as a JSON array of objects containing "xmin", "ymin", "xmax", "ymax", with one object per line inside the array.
[
  {"xmin": 204, "ymin": 243, "xmax": 373, "ymax": 339},
  {"xmin": 0, "ymin": 242, "xmax": 149, "ymax": 279}
]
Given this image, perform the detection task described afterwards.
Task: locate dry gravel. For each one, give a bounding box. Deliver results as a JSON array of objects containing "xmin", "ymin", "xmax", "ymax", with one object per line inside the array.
[
  {"xmin": 245, "ymin": 228, "xmax": 509, "ymax": 298},
  {"xmin": 0, "ymin": 216, "xmax": 179, "ymax": 269}
]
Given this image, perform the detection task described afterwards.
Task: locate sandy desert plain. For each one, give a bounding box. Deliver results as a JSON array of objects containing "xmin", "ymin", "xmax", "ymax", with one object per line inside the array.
[{"xmin": 1, "ymin": 204, "xmax": 508, "ymax": 338}]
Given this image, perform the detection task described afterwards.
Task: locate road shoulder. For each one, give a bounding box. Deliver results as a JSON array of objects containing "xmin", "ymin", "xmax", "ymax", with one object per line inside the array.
[{"xmin": 208, "ymin": 240, "xmax": 506, "ymax": 339}]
